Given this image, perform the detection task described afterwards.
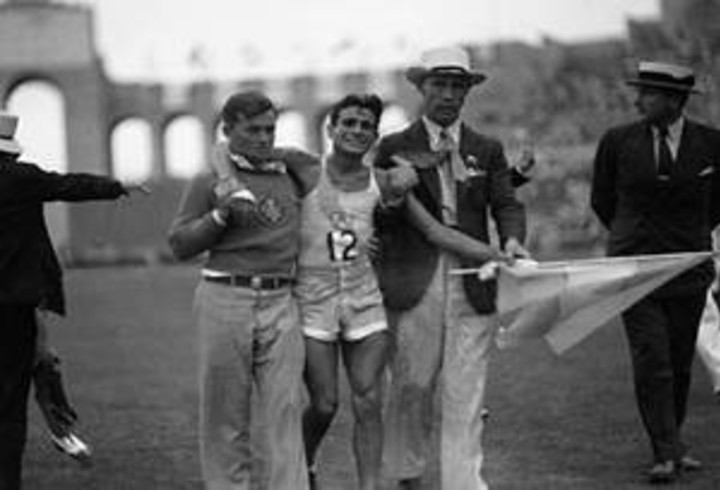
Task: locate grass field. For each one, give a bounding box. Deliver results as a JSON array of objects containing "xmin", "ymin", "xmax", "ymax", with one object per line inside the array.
[{"xmin": 21, "ymin": 265, "xmax": 720, "ymax": 489}]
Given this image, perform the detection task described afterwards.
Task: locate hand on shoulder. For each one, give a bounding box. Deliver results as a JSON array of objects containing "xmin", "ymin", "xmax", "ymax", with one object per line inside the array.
[{"xmin": 271, "ymin": 147, "xmax": 320, "ymax": 168}]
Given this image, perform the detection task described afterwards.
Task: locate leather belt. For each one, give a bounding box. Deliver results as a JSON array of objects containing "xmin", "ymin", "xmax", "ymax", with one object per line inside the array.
[{"xmin": 204, "ymin": 274, "xmax": 293, "ymax": 290}]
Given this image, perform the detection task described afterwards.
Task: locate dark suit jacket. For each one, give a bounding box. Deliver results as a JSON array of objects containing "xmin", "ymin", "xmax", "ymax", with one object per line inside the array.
[
  {"xmin": 0, "ymin": 155, "xmax": 126, "ymax": 314},
  {"xmin": 591, "ymin": 119, "xmax": 720, "ymax": 295},
  {"xmin": 373, "ymin": 120, "xmax": 526, "ymax": 314}
]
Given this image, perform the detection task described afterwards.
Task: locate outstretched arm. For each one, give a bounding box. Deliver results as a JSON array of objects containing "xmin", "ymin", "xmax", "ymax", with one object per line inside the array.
[
  {"xmin": 15, "ymin": 161, "xmax": 148, "ymax": 202},
  {"xmin": 405, "ymin": 194, "xmax": 504, "ymax": 263},
  {"xmin": 373, "ymin": 155, "xmax": 506, "ymax": 263},
  {"xmin": 271, "ymin": 147, "xmax": 321, "ymax": 197}
]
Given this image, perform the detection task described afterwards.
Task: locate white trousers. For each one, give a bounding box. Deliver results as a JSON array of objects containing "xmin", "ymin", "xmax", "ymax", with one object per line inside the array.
[
  {"xmin": 384, "ymin": 255, "xmax": 496, "ymax": 490},
  {"xmin": 194, "ymin": 281, "xmax": 308, "ymax": 490}
]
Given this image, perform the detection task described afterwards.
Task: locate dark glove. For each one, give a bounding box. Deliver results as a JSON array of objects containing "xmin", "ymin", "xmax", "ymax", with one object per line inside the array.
[{"xmin": 216, "ymin": 190, "xmax": 258, "ymax": 228}]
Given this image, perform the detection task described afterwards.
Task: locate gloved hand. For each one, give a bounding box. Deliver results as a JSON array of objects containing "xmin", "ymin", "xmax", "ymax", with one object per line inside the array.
[
  {"xmin": 376, "ymin": 163, "xmax": 419, "ymax": 206},
  {"xmin": 503, "ymin": 237, "xmax": 531, "ymax": 263},
  {"xmin": 514, "ymin": 148, "xmax": 536, "ymax": 175},
  {"xmin": 387, "ymin": 165, "xmax": 419, "ymax": 193},
  {"xmin": 216, "ymin": 189, "xmax": 258, "ymax": 228}
]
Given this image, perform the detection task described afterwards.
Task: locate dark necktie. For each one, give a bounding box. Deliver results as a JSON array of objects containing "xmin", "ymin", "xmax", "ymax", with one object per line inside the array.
[
  {"xmin": 438, "ymin": 129, "xmax": 453, "ymax": 162},
  {"xmin": 657, "ymin": 126, "xmax": 673, "ymax": 178}
]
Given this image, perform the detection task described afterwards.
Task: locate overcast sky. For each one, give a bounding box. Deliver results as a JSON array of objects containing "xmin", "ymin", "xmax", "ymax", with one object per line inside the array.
[{"xmin": 80, "ymin": 0, "xmax": 660, "ymax": 81}]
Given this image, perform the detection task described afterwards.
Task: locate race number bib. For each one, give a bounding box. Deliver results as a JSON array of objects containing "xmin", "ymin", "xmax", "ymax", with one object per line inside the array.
[{"xmin": 327, "ymin": 229, "xmax": 359, "ymax": 262}]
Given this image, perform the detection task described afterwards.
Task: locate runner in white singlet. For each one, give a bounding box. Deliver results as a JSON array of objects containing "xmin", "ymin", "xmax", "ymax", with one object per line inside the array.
[{"xmin": 297, "ymin": 94, "xmax": 389, "ymax": 490}]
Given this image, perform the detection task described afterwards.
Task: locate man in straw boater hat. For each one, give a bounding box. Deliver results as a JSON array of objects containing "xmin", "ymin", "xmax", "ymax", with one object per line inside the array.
[
  {"xmin": 0, "ymin": 111, "xmax": 148, "ymax": 489},
  {"xmin": 372, "ymin": 45, "xmax": 528, "ymax": 490},
  {"xmin": 591, "ymin": 61, "xmax": 720, "ymax": 484}
]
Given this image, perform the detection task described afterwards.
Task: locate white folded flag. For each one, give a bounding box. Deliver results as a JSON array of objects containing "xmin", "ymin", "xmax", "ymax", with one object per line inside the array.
[{"xmin": 455, "ymin": 252, "xmax": 713, "ymax": 354}]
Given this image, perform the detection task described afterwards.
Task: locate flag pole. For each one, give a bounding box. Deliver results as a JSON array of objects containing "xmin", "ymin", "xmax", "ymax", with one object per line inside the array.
[{"xmin": 450, "ymin": 251, "xmax": 716, "ymax": 276}]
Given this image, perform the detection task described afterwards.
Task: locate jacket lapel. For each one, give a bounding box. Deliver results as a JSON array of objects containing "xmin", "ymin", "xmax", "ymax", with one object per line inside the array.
[
  {"xmin": 406, "ymin": 121, "xmax": 443, "ymax": 206},
  {"xmin": 675, "ymin": 120, "xmax": 707, "ymax": 178}
]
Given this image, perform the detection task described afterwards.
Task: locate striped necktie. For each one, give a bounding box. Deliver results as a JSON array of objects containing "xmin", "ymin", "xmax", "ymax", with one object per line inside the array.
[
  {"xmin": 438, "ymin": 129, "xmax": 468, "ymax": 181},
  {"xmin": 437, "ymin": 129, "xmax": 457, "ymax": 224}
]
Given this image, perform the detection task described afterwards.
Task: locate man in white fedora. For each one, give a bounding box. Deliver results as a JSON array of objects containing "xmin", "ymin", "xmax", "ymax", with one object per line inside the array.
[
  {"xmin": 0, "ymin": 112, "xmax": 147, "ymax": 489},
  {"xmin": 373, "ymin": 45, "xmax": 528, "ymax": 490},
  {"xmin": 591, "ymin": 61, "xmax": 720, "ymax": 484}
]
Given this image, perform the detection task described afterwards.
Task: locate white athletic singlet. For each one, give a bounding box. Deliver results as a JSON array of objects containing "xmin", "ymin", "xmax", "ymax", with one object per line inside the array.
[{"xmin": 298, "ymin": 163, "xmax": 380, "ymax": 269}]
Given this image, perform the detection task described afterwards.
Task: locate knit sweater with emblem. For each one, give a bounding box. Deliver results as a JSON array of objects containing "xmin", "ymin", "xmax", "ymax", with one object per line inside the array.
[{"xmin": 169, "ymin": 162, "xmax": 307, "ymax": 276}]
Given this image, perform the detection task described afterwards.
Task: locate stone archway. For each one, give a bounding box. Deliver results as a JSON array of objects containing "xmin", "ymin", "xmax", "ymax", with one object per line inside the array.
[
  {"xmin": 379, "ymin": 104, "xmax": 410, "ymax": 136},
  {"xmin": 276, "ymin": 110, "xmax": 309, "ymax": 149},
  {"xmin": 164, "ymin": 114, "xmax": 206, "ymax": 179},
  {"xmin": 110, "ymin": 117, "xmax": 153, "ymax": 181}
]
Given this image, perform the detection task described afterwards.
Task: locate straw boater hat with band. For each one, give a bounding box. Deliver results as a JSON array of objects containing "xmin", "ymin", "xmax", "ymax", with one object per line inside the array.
[
  {"xmin": 626, "ymin": 61, "xmax": 701, "ymax": 94},
  {"xmin": 405, "ymin": 46, "xmax": 487, "ymax": 88},
  {"xmin": 0, "ymin": 112, "xmax": 22, "ymax": 155}
]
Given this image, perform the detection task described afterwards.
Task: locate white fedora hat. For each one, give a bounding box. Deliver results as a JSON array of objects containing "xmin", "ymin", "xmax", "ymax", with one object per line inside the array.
[
  {"xmin": 626, "ymin": 61, "xmax": 700, "ymax": 94},
  {"xmin": 406, "ymin": 46, "xmax": 487, "ymax": 88},
  {"xmin": 0, "ymin": 112, "xmax": 22, "ymax": 155}
]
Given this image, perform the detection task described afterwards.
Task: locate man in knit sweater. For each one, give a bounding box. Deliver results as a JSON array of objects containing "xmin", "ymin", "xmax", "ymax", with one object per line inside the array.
[{"xmin": 169, "ymin": 91, "xmax": 316, "ymax": 490}]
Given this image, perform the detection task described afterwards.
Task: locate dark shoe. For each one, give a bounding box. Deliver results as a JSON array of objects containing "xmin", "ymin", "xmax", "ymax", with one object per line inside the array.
[
  {"xmin": 399, "ymin": 477, "xmax": 422, "ymax": 490},
  {"xmin": 50, "ymin": 432, "xmax": 92, "ymax": 467},
  {"xmin": 678, "ymin": 455, "xmax": 702, "ymax": 472},
  {"xmin": 647, "ymin": 460, "xmax": 677, "ymax": 484},
  {"xmin": 714, "ymin": 389, "xmax": 720, "ymax": 404},
  {"xmin": 308, "ymin": 467, "xmax": 318, "ymax": 490}
]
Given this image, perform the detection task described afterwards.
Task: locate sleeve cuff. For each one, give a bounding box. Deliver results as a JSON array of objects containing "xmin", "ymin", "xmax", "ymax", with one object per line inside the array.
[{"xmin": 210, "ymin": 209, "xmax": 228, "ymax": 227}]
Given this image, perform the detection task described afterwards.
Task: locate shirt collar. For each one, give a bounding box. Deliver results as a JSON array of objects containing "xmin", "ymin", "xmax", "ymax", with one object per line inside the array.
[
  {"xmin": 422, "ymin": 116, "xmax": 461, "ymax": 150},
  {"xmin": 653, "ymin": 116, "xmax": 685, "ymax": 143},
  {"xmin": 227, "ymin": 148, "xmax": 286, "ymax": 174}
]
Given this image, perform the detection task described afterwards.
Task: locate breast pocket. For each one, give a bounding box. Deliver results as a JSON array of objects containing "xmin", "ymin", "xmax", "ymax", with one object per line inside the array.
[
  {"xmin": 697, "ymin": 165, "xmax": 715, "ymax": 178},
  {"xmin": 687, "ymin": 163, "xmax": 714, "ymax": 189},
  {"xmin": 694, "ymin": 167, "xmax": 715, "ymax": 210}
]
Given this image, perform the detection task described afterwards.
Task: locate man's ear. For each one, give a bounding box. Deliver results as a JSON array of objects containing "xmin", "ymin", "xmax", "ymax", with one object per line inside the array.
[
  {"xmin": 221, "ymin": 122, "xmax": 231, "ymax": 137},
  {"xmin": 326, "ymin": 121, "xmax": 336, "ymax": 142}
]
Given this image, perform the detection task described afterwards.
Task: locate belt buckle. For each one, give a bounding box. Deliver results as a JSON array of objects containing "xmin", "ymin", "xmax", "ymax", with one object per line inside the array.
[{"xmin": 250, "ymin": 276, "xmax": 262, "ymax": 289}]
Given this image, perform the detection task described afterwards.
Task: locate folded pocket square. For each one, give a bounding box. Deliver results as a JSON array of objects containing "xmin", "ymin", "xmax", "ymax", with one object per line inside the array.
[
  {"xmin": 698, "ymin": 166, "xmax": 715, "ymax": 177},
  {"xmin": 467, "ymin": 168, "xmax": 487, "ymax": 178}
]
